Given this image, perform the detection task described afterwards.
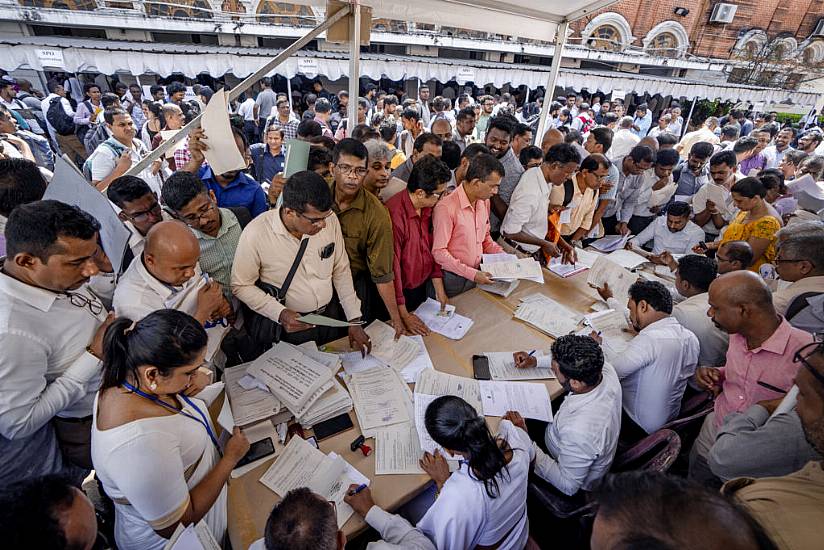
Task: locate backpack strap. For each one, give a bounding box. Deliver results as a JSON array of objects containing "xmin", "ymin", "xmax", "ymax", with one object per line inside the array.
[{"xmin": 786, "ymin": 292, "xmax": 823, "ymax": 321}]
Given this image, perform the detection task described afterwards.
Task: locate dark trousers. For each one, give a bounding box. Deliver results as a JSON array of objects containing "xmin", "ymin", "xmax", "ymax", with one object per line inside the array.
[
  {"xmin": 628, "ymin": 215, "xmax": 655, "ymax": 235},
  {"xmin": 619, "ymin": 408, "xmax": 650, "ymax": 448},
  {"xmin": 353, "ymin": 272, "xmax": 390, "ymax": 325},
  {"xmin": 52, "ymin": 416, "xmax": 93, "ymax": 471},
  {"xmin": 602, "ymin": 215, "xmax": 619, "ymax": 236},
  {"xmin": 257, "ymin": 118, "xmax": 269, "ymax": 138},
  {"xmin": 402, "ymin": 281, "xmax": 435, "ymax": 313},
  {"xmin": 243, "ymin": 120, "xmax": 260, "ymax": 144},
  {"xmin": 280, "ymin": 298, "xmax": 346, "ymax": 347},
  {"xmin": 442, "ymin": 270, "xmax": 476, "ymax": 298}
]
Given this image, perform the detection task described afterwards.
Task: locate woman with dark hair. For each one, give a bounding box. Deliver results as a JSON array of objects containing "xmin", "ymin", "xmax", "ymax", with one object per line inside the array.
[
  {"xmin": 139, "ymin": 99, "xmax": 164, "ymax": 150},
  {"xmin": 91, "ymin": 310, "xmax": 249, "ymax": 550},
  {"xmin": 703, "ymin": 177, "xmax": 782, "ymax": 271},
  {"xmin": 417, "ymin": 395, "xmax": 533, "ymax": 549}
]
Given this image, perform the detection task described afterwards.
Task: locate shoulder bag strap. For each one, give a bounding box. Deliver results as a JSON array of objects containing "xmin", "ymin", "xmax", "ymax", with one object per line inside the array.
[{"xmin": 277, "ymin": 238, "xmax": 309, "ymax": 301}]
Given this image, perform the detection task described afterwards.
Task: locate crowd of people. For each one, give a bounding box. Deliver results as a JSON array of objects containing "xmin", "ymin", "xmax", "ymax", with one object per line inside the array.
[{"xmin": 0, "ymin": 72, "xmax": 823, "ymax": 550}]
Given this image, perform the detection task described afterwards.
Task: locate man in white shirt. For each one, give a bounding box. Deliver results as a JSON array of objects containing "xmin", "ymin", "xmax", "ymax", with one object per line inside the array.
[
  {"xmin": 0, "ymin": 201, "xmax": 112, "ymax": 484},
  {"xmin": 604, "ymin": 145, "xmax": 655, "ymax": 236},
  {"xmin": 249, "ymin": 486, "xmax": 434, "ymax": 550},
  {"xmin": 692, "ymin": 150, "xmax": 740, "ymax": 239},
  {"xmin": 763, "ymin": 127, "xmax": 796, "ymax": 169},
  {"xmin": 506, "ymin": 335, "xmax": 622, "ymax": 496},
  {"xmin": 41, "ymin": 78, "xmax": 87, "ymax": 165},
  {"xmin": 113, "ymin": 220, "xmax": 229, "ymax": 323},
  {"xmin": 627, "ymin": 201, "xmax": 704, "ymax": 256},
  {"xmin": 671, "ymin": 255, "xmax": 729, "ymax": 367},
  {"xmin": 618, "ymin": 148, "xmax": 679, "ymax": 234},
  {"xmin": 597, "ymin": 280, "xmax": 699, "ymax": 438},
  {"xmin": 676, "ymin": 117, "xmax": 720, "ymax": 160},
  {"xmin": 106, "ymin": 175, "xmax": 167, "ymax": 260},
  {"xmin": 500, "ymin": 143, "xmax": 580, "ymax": 263},
  {"xmin": 607, "ymin": 117, "xmax": 641, "ymax": 162},
  {"xmin": 236, "ymin": 93, "xmax": 258, "ymax": 145}
]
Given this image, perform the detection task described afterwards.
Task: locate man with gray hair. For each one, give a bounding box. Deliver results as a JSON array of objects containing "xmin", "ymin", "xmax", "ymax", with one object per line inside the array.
[
  {"xmin": 608, "ymin": 116, "xmax": 641, "ymax": 162},
  {"xmin": 772, "ymin": 224, "xmax": 824, "ymax": 316},
  {"xmin": 362, "ymin": 139, "xmax": 393, "ymax": 200}
]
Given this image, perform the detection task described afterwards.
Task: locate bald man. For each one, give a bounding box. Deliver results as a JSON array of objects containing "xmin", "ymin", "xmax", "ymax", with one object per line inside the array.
[
  {"xmin": 541, "ymin": 128, "xmax": 564, "ymax": 155},
  {"xmin": 688, "ymin": 271, "xmax": 814, "ymax": 484},
  {"xmin": 715, "ymin": 240, "xmax": 754, "ymax": 274},
  {"xmin": 113, "ymin": 220, "xmax": 228, "ymax": 323},
  {"xmin": 430, "ymin": 118, "xmax": 452, "ymax": 143}
]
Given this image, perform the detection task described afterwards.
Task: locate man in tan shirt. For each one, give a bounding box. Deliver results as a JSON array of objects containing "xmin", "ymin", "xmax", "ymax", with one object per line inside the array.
[
  {"xmin": 772, "ymin": 230, "xmax": 824, "ymax": 316},
  {"xmin": 231, "ymin": 171, "xmax": 371, "ymax": 350},
  {"xmin": 723, "ymin": 339, "xmax": 824, "ymax": 550},
  {"xmin": 561, "ymin": 154, "xmax": 611, "ymax": 242}
]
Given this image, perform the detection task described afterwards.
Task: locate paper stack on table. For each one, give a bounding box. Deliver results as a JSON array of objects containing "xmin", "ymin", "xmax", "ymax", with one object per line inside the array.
[
  {"xmin": 340, "ymin": 335, "xmax": 433, "ymax": 383},
  {"xmin": 481, "ymin": 257, "xmax": 544, "ymax": 283},
  {"xmin": 414, "ymin": 298, "xmax": 473, "ymax": 339},
  {"xmin": 247, "ymin": 342, "xmax": 336, "ymax": 419},
  {"xmin": 513, "ymin": 293, "xmax": 583, "ymax": 338},
  {"xmin": 605, "ymin": 249, "xmax": 650, "ymax": 270},
  {"xmin": 481, "ymin": 351, "xmax": 555, "ymax": 381},
  {"xmin": 586, "ymin": 256, "xmax": 637, "ymax": 305},
  {"xmin": 585, "ymin": 308, "xmax": 634, "ymax": 362},
  {"xmin": 294, "ymin": 342, "xmax": 352, "ymax": 427},
  {"xmin": 375, "ymin": 423, "xmax": 425, "ymax": 475},
  {"xmin": 479, "ymin": 380, "xmax": 554, "ymax": 422},
  {"xmin": 364, "ymin": 320, "xmax": 422, "ymax": 370},
  {"xmin": 260, "ymin": 436, "xmax": 369, "ymax": 527},
  {"xmin": 479, "ymin": 279, "xmax": 520, "ymax": 297},
  {"xmin": 163, "ymin": 520, "xmax": 220, "ymax": 550},
  {"xmin": 224, "ymin": 362, "xmax": 285, "ymax": 427},
  {"xmin": 590, "ymin": 234, "xmax": 631, "ymax": 253},
  {"xmin": 482, "ymin": 253, "xmax": 543, "ymax": 283},
  {"xmin": 547, "ymin": 247, "xmax": 601, "ymax": 278},
  {"xmin": 345, "ymin": 366, "xmax": 414, "ymax": 437}
]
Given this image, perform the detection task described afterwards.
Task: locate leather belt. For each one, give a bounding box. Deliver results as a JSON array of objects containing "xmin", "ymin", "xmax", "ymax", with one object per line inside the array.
[{"xmin": 299, "ymin": 303, "xmax": 328, "ymax": 316}]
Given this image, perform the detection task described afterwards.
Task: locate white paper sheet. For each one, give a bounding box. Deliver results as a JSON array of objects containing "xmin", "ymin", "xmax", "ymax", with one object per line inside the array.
[
  {"xmin": 375, "ymin": 423, "xmax": 425, "ymax": 475},
  {"xmin": 481, "ymin": 258, "xmax": 544, "ymax": 283},
  {"xmin": 513, "ymin": 293, "xmax": 582, "ymax": 338},
  {"xmin": 364, "ymin": 320, "xmax": 421, "ymax": 370},
  {"xmin": 414, "ymin": 298, "xmax": 474, "ymax": 340},
  {"xmin": 479, "ymin": 380, "xmax": 553, "ymax": 422},
  {"xmin": 478, "ymin": 279, "xmax": 520, "ymax": 297},
  {"xmin": 414, "ymin": 393, "xmax": 446, "ymax": 455},
  {"xmin": 346, "ymin": 367, "xmax": 411, "ymax": 436},
  {"xmin": 224, "ymin": 363, "xmax": 283, "ymax": 427},
  {"xmin": 483, "ymin": 351, "xmax": 555, "ymax": 381},
  {"xmin": 605, "ymin": 249, "xmax": 649, "ymax": 270},
  {"xmin": 200, "ymin": 88, "xmax": 245, "ymax": 175},
  {"xmin": 163, "ymin": 520, "xmax": 221, "ymax": 550},
  {"xmin": 586, "ymin": 256, "xmax": 637, "ymax": 305},
  {"xmin": 44, "ymin": 156, "xmax": 132, "ymax": 274},
  {"xmin": 341, "ymin": 351, "xmax": 389, "ymax": 375},
  {"xmin": 415, "ymin": 369, "xmax": 482, "ymax": 412},
  {"xmin": 589, "ymin": 234, "xmax": 631, "ymax": 253},
  {"xmin": 482, "ymin": 252, "xmax": 518, "ymax": 264}
]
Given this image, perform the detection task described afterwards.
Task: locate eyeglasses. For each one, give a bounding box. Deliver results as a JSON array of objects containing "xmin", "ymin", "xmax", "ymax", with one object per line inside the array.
[
  {"xmin": 793, "ymin": 341, "xmax": 824, "ymax": 387},
  {"xmin": 123, "ymin": 202, "xmax": 162, "ymax": 224},
  {"xmin": 336, "ymin": 163, "xmax": 367, "ymax": 177},
  {"xmin": 298, "ymin": 210, "xmax": 333, "ymax": 225},
  {"xmin": 427, "ymin": 191, "xmax": 443, "ymax": 200},
  {"xmin": 180, "ymin": 201, "xmax": 216, "ymax": 225},
  {"xmin": 64, "ymin": 292, "xmax": 104, "ymax": 316},
  {"xmin": 774, "ymin": 258, "xmax": 806, "ymax": 264}
]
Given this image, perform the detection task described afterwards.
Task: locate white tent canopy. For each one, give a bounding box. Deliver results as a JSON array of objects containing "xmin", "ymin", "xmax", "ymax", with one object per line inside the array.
[{"xmin": 2, "ymin": 38, "xmax": 817, "ymax": 107}]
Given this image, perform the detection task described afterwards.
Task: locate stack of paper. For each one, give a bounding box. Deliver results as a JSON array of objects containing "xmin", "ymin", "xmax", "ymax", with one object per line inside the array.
[
  {"xmin": 586, "ymin": 256, "xmax": 637, "ymax": 304},
  {"xmin": 513, "ymin": 293, "xmax": 583, "ymax": 338},
  {"xmin": 375, "ymin": 423, "xmax": 425, "ymax": 475},
  {"xmin": 294, "ymin": 342, "xmax": 352, "ymax": 426},
  {"xmin": 590, "ymin": 234, "xmax": 631, "ymax": 253},
  {"xmin": 605, "ymin": 249, "xmax": 650, "ymax": 270},
  {"xmin": 482, "ymin": 351, "xmax": 555, "ymax": 381},
  {"xmin": 414, "ymin": 298, "xmax": 473, "ymax": 340},
  {"xmin": 346, "ymin": 367, "xmax": 414, "ymax": 437},
  {"xmin": 364, "ymin": 320, "xmax": 422, "ymax": 370},
  {"xmin": 163, "ymin": 520, "xmax": 220, "ymax": 550},
  {"xmin": 247, "ymin": 342, "xmax": 336, "ymax": 419},
  {"xmin": 478, "ymin": 279, "xmax": 520, "ymax": 297},
  {"xmin": 260, "ymin": 436, "xmax": 369, "ymax": 527},
  {"xmin": 481, "ymin": 257, "xmax": 544, "ymax": 283},
  {"xmin": 414, "ymin": 370, "xmax": 483, "ymax": 455},
  {"xmin": 224, "ymin": 363, "xmax": 285, "ymax": 427},
  {"xmin": 548, "ymin": 247, "xmax": 602, "ymax": 278},
  {"xmin": 340, "ymin": 335, "xmax": 434, "ymax": 384},
  {"xmin": 479, "ymin": 380, "xmax": 553, "ymax": 422},
  {"xmin": 585, "ymin": 308, "xmax": 634, "ymax": 361},
  {"xmin": 482, "ymin": 253, "xmax": 544, "ymax": 284}
]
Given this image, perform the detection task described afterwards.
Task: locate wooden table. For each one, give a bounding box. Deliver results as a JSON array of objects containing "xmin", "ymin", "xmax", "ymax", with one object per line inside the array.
[{"xmin": 227, "ymin": 268, "xmax": 599, "ymax": 549}]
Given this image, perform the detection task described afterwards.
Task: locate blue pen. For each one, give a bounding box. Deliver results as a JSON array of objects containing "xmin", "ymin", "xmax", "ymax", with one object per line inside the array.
[
  {"xmin": 527, "ymin": 350, "xmax": 536, "ymax": 357},
  {"xmin": 348, "ymin": 483, "xmax": 368, "ymax": 496}
]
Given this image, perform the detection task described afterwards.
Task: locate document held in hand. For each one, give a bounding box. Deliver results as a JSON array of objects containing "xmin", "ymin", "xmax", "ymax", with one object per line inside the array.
[
  {"xmin": 200, "ymin": 88, "xmax": 246, "ymax": 175},
  {"xmin": 413, "ymin": 298, "xmax": 473, "ymax": 340}
]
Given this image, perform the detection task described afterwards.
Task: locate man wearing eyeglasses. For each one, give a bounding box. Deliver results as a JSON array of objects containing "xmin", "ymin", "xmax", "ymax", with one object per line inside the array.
[
  {"xmin": 330, "ymin": 139, "xmax": 404, "ymax": 337},
  {"xmin": 107, "ymin": 175, "xmax": 167, "ymax": 260},
  {"xmin": 0, "ymin": 200, "xmax": 114, "ymax": 484},
  {"xmin": 231, "ymin": 171, "xmax": 371, "ymax": 350},
  {"xmin": 688, "ymin": 271, "xmax": 814, "ymax": 485},
  {"xmin": 722, "ymin": 340, "xmax": 824, "ymax": 548},
  {"xmin": 771, "ymin": 228, "xmax": 824, "ymax": 319}
]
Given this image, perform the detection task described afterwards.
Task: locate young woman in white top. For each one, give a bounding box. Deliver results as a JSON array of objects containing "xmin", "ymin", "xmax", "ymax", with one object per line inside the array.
[
  {"xmin": 417, "ymin": 395, "xmax": 534, "ymax": 550},
  {"xmin": 91, "ymin": 310, "xmax": 249, "ymax": 550}
]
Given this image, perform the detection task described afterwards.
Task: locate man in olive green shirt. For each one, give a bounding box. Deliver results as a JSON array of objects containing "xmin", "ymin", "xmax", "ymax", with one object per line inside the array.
[{"xmin": 331, "ymin": 138, "xmax": 403, "ymax": 337}]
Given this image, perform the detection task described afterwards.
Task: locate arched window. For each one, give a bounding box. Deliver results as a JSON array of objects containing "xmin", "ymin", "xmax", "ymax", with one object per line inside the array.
[
  {"xmin": 642, "ymin": 21, "xmax": 690, "ymax": 58},
  {"xmin": 580, "ymin": 12, "xmax": 633, "ymax": 52},
  {"xmin": 589, "ymin": 25, "xmax": 620, "ymax": 51},
  {"xmin": 647, "ymin": 32, "xmax": 678, "ymax": 57}
]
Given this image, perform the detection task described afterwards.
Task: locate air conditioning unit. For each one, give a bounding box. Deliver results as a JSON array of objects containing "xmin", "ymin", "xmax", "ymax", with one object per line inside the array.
[
  {"xmin": 813, "ymin": 18, "xmax": 824, "ymax": 37},
  {"xmin": 709, "ymin": 3, "xmax": 738, "ymax": 24}
]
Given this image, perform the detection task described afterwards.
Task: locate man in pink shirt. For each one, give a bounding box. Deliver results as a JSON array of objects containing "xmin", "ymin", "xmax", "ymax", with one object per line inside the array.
[
  {"xmin": 689, "ymin": 270, "xmax": 814, "ymax": 484},
  {"xmin": 432, "ymin": 153, "xmax": 505, "ymax": 297}
]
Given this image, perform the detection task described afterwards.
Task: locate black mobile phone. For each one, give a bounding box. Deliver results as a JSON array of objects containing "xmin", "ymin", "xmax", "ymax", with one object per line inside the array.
[
  {"xmin": 235, "ymin": 437, "xmax": 275, "ymax": 468},
  {"xmin": 313, "ymin": 413, "xmax": 355, "ymax": 441},
  {"xmin": 472, "ymin": 355, "xmax": 491, "ymax": 380}
]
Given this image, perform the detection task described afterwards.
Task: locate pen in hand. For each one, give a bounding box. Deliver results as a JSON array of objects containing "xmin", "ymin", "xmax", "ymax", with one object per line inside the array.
[{"xmin": 347, "ymin": 483, "xmax": 368, "ymax": 496}]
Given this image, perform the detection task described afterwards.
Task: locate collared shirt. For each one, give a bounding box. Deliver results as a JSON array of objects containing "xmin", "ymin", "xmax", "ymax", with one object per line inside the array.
[
  {"xmin": 254, "ymin": 89, "xmax": 277, "ymax": 120},
  {"xmin": 607, "ymin": 129, "xmax": 640, "ymax": 162},
  {"xmin": 313, "ymin": 116, "xmax": 334, "ymax": 139},
  {"xmin": 432, "ymin": 184, "xmax": 504, "ymax": 280},
  {"xmin": 452, "ymin": 129, "xmax": 470, "ymax": 152},
  {"xmin": 633, "ymin": 112, "xmax": 652, "ymax": 137},
  {"xmin": 40, "ymin": 93, "xmax": 73, "ymax": 136},
  {"xmin": 676, "ymin": 127, "xmax": 719, "ymax": 159},
  {"xmin": 604, "ymin": 162, "xmax": 645, "ymax": 220},
  {"xmin": 385, "ymin": 191, "xmax": 442, "ymax": 305},
  {"xmin": 727, "ymin": 461, "xmax": 824, "ymax": 550},
  {"xmin": 692, "ymin": 181, "xmax": 736, "ymax": 235},
  {"xmin": 332, "ymin": 186, "xmax": 395, "ymax": 284},
  {"xmin": 560, "ymin": 179, "xmax": 598, "ymax": 236},
  {"xmin": 763, "ymin": 145, "xmax": 794, "ymax": 169},
  {"xmin": 113, "ymin": 256, "xmax": 202, "ymax": 321},
  {"xmin": 772, "ymin": 275, "xmax": 824, "ymax": 316},
  {"xmin": 249, "ymin": 143, "xmax": 285, "ymax": 184},
  {"xmin": 715, "ymin": 318, "xmax": 813, "ymax": 428},
  {"xmin": 673, "ymin": 162, "xmax": 711, "ymax": 197},
  {"xmin": 501, "ymin": 166, "xmax": 550, "ymax": 252},
  {"xmin": 740, "ymin": 153, "xmax": 767, "ymax": 176},
  {"xmin": 672, "ymin": 292, "xmax": 729, "ymax": 367},
  {"xmin": 633, "ymin": 169, "xmax": 673, "ymax": 217},
  {"xmin": 532, "ymin": 363, "xmax": 623, "ymax": 495},
  {"xmin": 191, "ymin": 208, "xmax": 242, "ymax": 299},
  {"xmin": 490, "ymin": 148, "xmax": 525, "ymax": 231},
  {"xmin": 237, "ymin": 98, "xmax": 256, "ymax": 122},
  {"xmin": 265, "ymin": 117, "xmax": 299, "ymax": 141},
  {"xmin": 0, "ymin": 272, "xmax": 104, "ymax": 440},
  {"xmin": 616, "ymin": 169, "xmax": 655, "ymax": 223},
  {"xmin": 612, "ymin": 316, "xmax": 700, "ymax": 433},
  {"xmin": 89, "ymin": 137, "xmax": 164, "ymax": 195},
  {"xmin": 630, "ymin": 216, "xmax": 705, "ymax": 255},
  {"xmin": 231, "ymin": 207, "xmax": 362, "ymax": 321},
  {"xmin": 198, "ymin": 165, "xmax": 268, "ymax": 218}
]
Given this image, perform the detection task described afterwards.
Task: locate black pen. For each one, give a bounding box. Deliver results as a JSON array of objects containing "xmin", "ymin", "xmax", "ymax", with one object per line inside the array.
[{"xmin": 757, "ymin": 380, "xmax": 787, "ymax": 394}]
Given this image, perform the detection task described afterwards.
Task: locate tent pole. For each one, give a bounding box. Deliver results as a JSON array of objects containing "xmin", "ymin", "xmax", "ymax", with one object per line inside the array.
[
  {"xmin": 287, "ymin": 76, "xmax": 293, "ymax": 115},
  {"xmin": 535, "ymin": 20, "xmax": 568, "ymax": 145},
  {"xmin": 683, "ymin": 95, "xmax": 698, "ymax": 138},
  {"xmin": 347, "ymin": 0, "xmax": 362, "ymax": 129},
  {"xmin": 125, "ymin": 4, "xmax": 351, "ymax": 177}
]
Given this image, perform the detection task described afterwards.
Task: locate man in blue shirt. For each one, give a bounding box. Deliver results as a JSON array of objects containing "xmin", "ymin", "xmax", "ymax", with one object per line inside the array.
[
  {"xmin": 250, "ymin": 126, "xmax": 285, "ymax": 185},
  {"xmin": 184, "ymin": 127, "xmax": 268, "ymax": 218},
  {"xmin": 632, "ymin": 104, "xmax": 652, "ymax": 137}
]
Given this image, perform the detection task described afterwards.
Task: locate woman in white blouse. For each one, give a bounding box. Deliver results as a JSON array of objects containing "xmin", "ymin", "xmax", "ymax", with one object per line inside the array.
[
  {"xmin": 417, "ymin": 395, "xmax": 534, "ymax": 550},
  {"xmin": 92, "ymin": 309, "xmax": 249, "ymax": 550}
]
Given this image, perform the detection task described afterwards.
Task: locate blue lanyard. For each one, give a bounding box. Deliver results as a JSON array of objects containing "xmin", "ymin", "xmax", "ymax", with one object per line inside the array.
[{"xmin": 122, "ymin": 382, "xmax": 220, "ymax": 449}]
